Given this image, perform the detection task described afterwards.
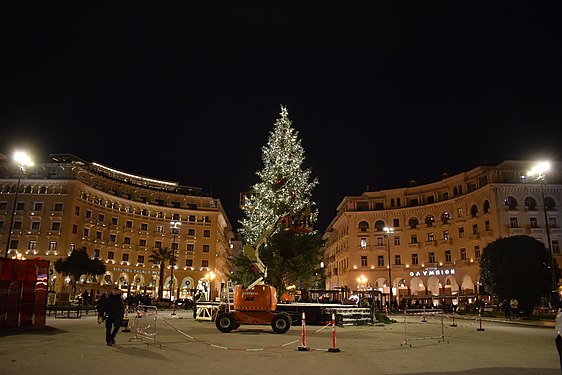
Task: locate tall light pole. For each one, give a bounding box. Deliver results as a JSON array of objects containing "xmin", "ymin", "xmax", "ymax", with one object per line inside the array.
[
  {"xmin": 528, "ymin": 161, "xmax": 557, "ymax": 302},
  {"xmin": 5, "ymin": 151, "xmax": 34, "ymax": 258},
  {"xmin": 169, "ymin": 221, "xmax": 181, "ymax": 303},
  {"xmin": 383, "ymin": 227, "xmax": 394, "ymax": 309}
]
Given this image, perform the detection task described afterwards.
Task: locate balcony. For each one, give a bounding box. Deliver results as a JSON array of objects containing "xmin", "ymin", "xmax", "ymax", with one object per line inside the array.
[
  {"xmin": 423, "ymin": 241, "xmax": 437, "ymax": 247},
  {"xmin": 469, "ymin": 233, "xmax": 480, "ymax": 240},
  {"xmin": 408, "ymin": 242, "xmax": 420, "ymax": 249},
  {"xmin": 507, "ymin": 227, "xmax": 525, "ymax": 236},
  {"xmin": 439, "ymin": 239, "xmax": 453, "ymax": 245}
]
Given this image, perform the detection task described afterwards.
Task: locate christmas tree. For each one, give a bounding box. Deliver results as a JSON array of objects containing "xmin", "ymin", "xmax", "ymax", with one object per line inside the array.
[{"xmin": 239, "ymin": 105, "xmax": 318, "ymax": 245}]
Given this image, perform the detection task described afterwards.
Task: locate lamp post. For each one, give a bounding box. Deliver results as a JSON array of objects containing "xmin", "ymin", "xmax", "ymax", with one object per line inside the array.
[
  {"xmin": 205, "ymin": 271, "xmax": 216, "ymax": 301},
  {"xmin": 5, "ymin": 151, "xmax": 34, "ymax": 258},
  {"xmin": 383, "ymin": 227, "xmax": 394, "ymax": 309},
  {"xmin": 169, "ymin": 221, "xmax": 181, "ymax": 303},
  {"xmin": 528, "ymin": 162, "xmax": 557, "ymax": 301}
]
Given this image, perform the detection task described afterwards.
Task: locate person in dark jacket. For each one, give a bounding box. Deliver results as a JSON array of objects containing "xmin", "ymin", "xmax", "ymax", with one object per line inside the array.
[{"xmin": 98, "ymin": 287, "xmax": 125, "ymax": 346}]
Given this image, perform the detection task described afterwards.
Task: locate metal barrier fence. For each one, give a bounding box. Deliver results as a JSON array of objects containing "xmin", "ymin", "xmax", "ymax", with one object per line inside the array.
[
  {"xmin": 401, "ymin": 309, "xmax": 449, "ymax": 347},
  {"xmin": 129, "ymin": 305, "xmax": 161, "ymax": 347}
]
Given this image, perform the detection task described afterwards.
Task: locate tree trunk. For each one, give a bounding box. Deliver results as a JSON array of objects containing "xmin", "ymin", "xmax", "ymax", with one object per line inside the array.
[{"xmin": 158, "ymin": 263, "xmax": 165, "ymax": 301}]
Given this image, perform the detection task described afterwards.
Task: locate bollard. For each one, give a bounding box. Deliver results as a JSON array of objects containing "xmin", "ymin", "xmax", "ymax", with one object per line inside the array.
[
  {"xmin": 421, "ymin": 308, "xmax": 427, "ymax": 323},
  {"xmin": 328, "ymin": 311, "xmax": 341, "ymax": 352},
  {"xmin": 477, "ymin": 311, "xmax": 485, "ymax": 331},
  {"xmin": 450, "ymin": 312, "xmax": 457, "ymax": 327},
  {"xmin": 298, "ymin": 311, "xmax": 310, "ymax": 351},
  {"xmin": 171, "ymin": 302, "xmax": 176, "ymax": 316}
]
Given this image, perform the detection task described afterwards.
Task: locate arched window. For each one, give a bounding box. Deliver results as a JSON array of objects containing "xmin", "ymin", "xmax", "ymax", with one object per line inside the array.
[
  {"xmin": 441, "ymin": 211, "xmax": 451, "ymax": 224},
  {"xmin": 408, "ymin": 217, "xmax": 419, "ymax": 229},
  {"xmin": 545, "ymin": 197, "xmax": 556, "ymax": 211},
  {"xmin": 524, "ymin": 197, "xmax": 537, "ymax": 211},
  {"xmin": 358, "ymin": 221, "xmax": 369, "ymax": 232},
  {"xmin": 504, "ymin": 196, "xmax": 518, "ymax": 210},
  {"xmin": 374, "ymin": 220, "xmax": 386, "ymax": 232},
  {"xmin": 425, "ymin": 215, "xmax": 435, "ymax": 227},
  {"xmin": 483, "ymin": 200, "xmax": 490, "ymax": 214},
  {"xmin": 470, "ymin": 204, "xmax": 479, "ymax": 218}
]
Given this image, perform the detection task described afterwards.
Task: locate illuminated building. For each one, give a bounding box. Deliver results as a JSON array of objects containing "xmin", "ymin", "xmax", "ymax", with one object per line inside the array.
[
  {"xmin": 0, "ymin": 154, "xmax": 233, "ymax": 301},
  {"xmin": 323, "ymin": 160, "xmax": 562, "ymax": 306}
]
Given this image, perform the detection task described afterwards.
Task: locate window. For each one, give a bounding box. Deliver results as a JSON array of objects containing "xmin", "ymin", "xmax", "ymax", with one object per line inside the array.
[
  {"xmin": 457, "ymin": 207, "xmax": 463, "ymax": 218},
  {"xmin": 186, "ymin": 259, "xmax": 193, "ymax": 267},
  {"xmin": 111, "ymin": 217, "xmax": 118, "ymax": 226},
  {"xmin": 96, "ymin": 231, "xmax": 102, "ymax": 240},
  {"xmin": 408, "ymin": 217, "xmax": 419, "ymax": 229},
  {"xmin": 124, "ymin": 237, "xmax": 131, "ymax": 245},
  {"xmin": 109, "ymin": 234, "xmax": 116, "ymax": 243},
  {"xmin": 361, "ymin": 256, "xmax": 368, "ymax": 267},
  {"xmin": 0, "ymin": 220, "xmax": 3, "ymax": 230},
  {"xmin": 374, "ymin": 220, "xmax": 385, "ymax": 232},
  {"xmin": 394, "ymin": 255, "xmax": 401, "ymax": 265},
  {"xmin": 377, "ymin": 255, "xmax": 384, "ymax": 267},
  {"xmin": 13, "ymin": 221, "xmax": 22, "ymax": 230},
  {"xmin": 202, "ymin": 244, "xmax": 210, "ymax": 253},
  {"xmin": 393, "ymin": 236, "xmax": 401, "ymax": 246},
  {"xmin": 140, "ymin": 223, "xmax": 148, "ymax": 230},
  {"xmin": 425, "ymin": 215, "xmax": 435, "ymax": 227},
  {"xmin": 155, "ymin": 241, "xmax": 162, "ymax": 249},
  {"xmin": 358, "ymin": 221, "xmax": 369, "ymax": 232},
  {"xmin": 16, "ymin": 202, "xmax": 25, "ymax": 211},
  {"xmin": 545, "ymin": 197, "xmax": 556, "ymax": 211},
  {"xmin": 9, "ymin": 240, "xmax": 19, "ymax": 250},
  {"xmin": 445, "ymin": 250, "xmax": 451, "ymax": 262},
  {"xmin": 50, "ymin": 222, "xmax": 60, "ymax": 231},
  {"xmin": 203, "ymin": 230, "xmax": 210, "ymax": 238},
  {"xmin": 530, "ymin": 217, "xmax": 538, "ymax": 228},
  {"xmin": 441, "ymin": 211, "xmax": 451, "ymax": 224},
  {"xmin": 137, "ymin": 255, "xmax": 145, "ymax": 264},
  {"xmin": 460, "ymin": 248, "xmax": 467, "ymax": 260},
  {"xmin": 49, "ymin": 241, "xmax": 57, "ymax": 251},
  {"xmin": 509, "ymin": 217, "xmax": 518, "ymax": 228},
  {"xmin": 139, "ymin": 239, "xmax": 147, "ymax": 247},
  {"xmin": 156, "ymin": 225, "xmax": 163, "ymax": 233},
  {"xmin": 83, "ymin": 228, "xmax": 90, "ymax": 237},
  {"xmin": 54, "ymin": 203, "xmax": 63, "ymax": 211},
  {"xmin": 93, "ymin": 249, "xmax": 100, "ymax": 258},
  {"xmin": 108, "ymin": 251, "xmax": 114, "ymax": 260},
  {"xmin": 427, "ymin": 233, "xmax": 434, "ymax": 242},
  {"xmin": 75, "ymin": 206, "xmax": 80, "ymax": 216},
  {"xmin": 524, "ymin": 197, "xmax": 537, "ymax": 211},
  {"xmin": 412, "ymin": 253, "xmax": 419, "ymax": 265},
  {"xmin": 553, "ymin": 240, "xmax": 560, "ymax": 254},
  {"xmin": 72, "ymin": 224, "xmax": 78, "ymax": 234},
  {"xmin": 504, "ymin": 196, "xmax": 518, "ymax": 210},
  {"xmin": 410, "ymin": 234, "xmax": 418, "ymax": 244},
  {"xmin": 485, "ymin": 220, "xmax": 491, "ymax": 231},
  {"xmin": 458, "ymin": 227, "xmax": 465, "ymax": 238},
  {"xmin": 188, "ymin": 228, "xmax": 196, "ymax": 236},
  {"xmin": 428, "ymin": 252, "xmax": 435, "ymax": 263},
  {"xmin": 98, "ymin": 214, "xmax": 105, "ymax": 223},
  {"xmin": 28, "ymin": 240, "xmax": 37, "ymax": 251},
  {"xmin": 172, "ymin": 213, "xmax": 180, "ymax": 220},
  {"xmin": 376, "ymin": 237, "xmax": 383, "ymax": 246},
  {"xmin": 31, "ymin": 221, "xmax": 40, "ymax": 231},
  {"xmin": 443, "ymin": 230, "xmax": 449, "ymax": 240},
  {"xmin": 122, "ymin": 253, "xmax": 129, "ymax": 262},
  {"xmin": 188, "ymin": 215, "xmax": 196, "ymax": 222},
  {"xmin": 85, "ymin": 209, "xmax": 92, "ymax": 219},
  {"xmin": 33, "ymin": 202, "xmax": 43, "ymax": 212},
  {"xmin": 470, "ymin": 205, "xmax": 478, "ymax": 218},
  {"xmin": 549, "ymin": 217, "xmax": 558, "ymax": 228},
  {"xmin": 126, "ymin": 220, "xmax": 133, "ymax": 228},
  {"xmin": 360, "ymin": 238, "xmax": 367, "ymax": 249},
  {"xmin": 0, "ymin": 201, "xmax": 7, "ymax": 211},
  {"xmin": 187, "ymin": 244, "xmax": 195, "ymax": 252},
  {"xmin": 483, "ymin": 200, "xmax": 490, "ymax": 213},
  {"xmin": 472, "ymin": 224, "xmax": 478, "ymax": 234},
  {"xmin": 393, "ymin": 218, "xmax": 400, "ymax": 227},
  {"xmin": 201, "ymin": 260, "xmax": 209, "ymax": 268},
  {"xmin": 475, "ymin": 245, "xmax": 481, "ymax": 259}
]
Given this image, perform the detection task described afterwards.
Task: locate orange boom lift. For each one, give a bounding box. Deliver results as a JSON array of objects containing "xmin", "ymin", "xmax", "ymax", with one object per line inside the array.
[{"xmin": 215, "ymin": 209, "xmax": 311, "ymax": 334}]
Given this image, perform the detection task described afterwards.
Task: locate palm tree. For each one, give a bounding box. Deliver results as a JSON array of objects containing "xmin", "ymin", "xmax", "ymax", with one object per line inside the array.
[{"xmin": 149, "ymin": 247, "xmax": 177, "ymax": 301}]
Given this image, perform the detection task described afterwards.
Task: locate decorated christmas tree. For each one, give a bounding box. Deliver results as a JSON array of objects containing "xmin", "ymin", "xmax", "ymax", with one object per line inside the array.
[{"xmin": 239, "ymin": 105, "xmax": 318, "ymax": 245}]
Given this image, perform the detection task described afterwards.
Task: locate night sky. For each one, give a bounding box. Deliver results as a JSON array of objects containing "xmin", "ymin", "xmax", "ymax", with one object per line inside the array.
[{"xmin": 1, "ymin": 4, "xmax": 561, "ymax": 232}]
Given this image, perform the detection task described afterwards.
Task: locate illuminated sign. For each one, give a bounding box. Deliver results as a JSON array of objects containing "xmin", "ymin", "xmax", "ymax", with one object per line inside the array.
[
  {"xmin": 409, "ymin": 268, "xmax": 456, "ymax": 277},
  {"xmin": 112, "ymin": 266, "xmax": 159, "ymax": 275}
]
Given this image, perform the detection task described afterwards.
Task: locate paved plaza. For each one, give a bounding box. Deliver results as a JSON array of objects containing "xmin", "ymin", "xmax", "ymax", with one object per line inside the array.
[{"xmin": 0, "ymin": 309, "xmax": 559, "ymax": 375}]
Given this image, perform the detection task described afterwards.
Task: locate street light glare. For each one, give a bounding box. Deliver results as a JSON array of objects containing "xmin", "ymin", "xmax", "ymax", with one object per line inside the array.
[
  {"xmin": 528, "ymin": 161, "xmax": 550, "ymax": 177},
  {"xmin": 13, "ymin": 151, "xmax": 34, "ymax": 167}
]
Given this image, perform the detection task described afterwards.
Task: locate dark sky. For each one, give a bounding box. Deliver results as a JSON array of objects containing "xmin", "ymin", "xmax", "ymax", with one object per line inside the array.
[{"xmin": 1, "ymin": 3, "xmax": 561, "ymax": 232}]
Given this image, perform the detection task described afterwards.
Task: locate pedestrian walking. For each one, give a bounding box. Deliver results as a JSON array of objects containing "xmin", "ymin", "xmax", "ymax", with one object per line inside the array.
[
  {"xmin": 510, "ymin": 298, "xmax": 519, "ymax": 319},
  {"xmin": 98, "ymin": 287, "xmax": 125, "ymax": 346},
  {"xmin": 501, "ymin": 299, "xmax": 511, "ymax": 319},
  {"xmin": 95, "ymin": 292, "xmax": 107, "ymax": 315}
]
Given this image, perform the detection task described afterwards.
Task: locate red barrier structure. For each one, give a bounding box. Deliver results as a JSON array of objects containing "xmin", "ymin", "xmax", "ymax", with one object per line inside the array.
[
  {"xmin": 298, "ymin": 311, "xmax": 310, "ymax": 351},
  {"xmin": 328, "ymin": 311, "xmax": 340, "ymax": 353},
  {"xmin": 0, "ymin": 258, "xmax": 49, "ymax": 329}
]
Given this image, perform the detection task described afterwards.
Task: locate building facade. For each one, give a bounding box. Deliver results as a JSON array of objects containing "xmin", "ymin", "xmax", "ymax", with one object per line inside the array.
[
  {"xmin": 323, "ymin": 160, "xmax": 562, "ymax": 307},
  {"xmin": 0, "ymin": 154, "xmax": 233, "ymax": 302}
]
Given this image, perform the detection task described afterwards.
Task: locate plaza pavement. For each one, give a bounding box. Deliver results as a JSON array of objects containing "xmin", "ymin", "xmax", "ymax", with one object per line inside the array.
[{"xmin": 0, "ymin": 309, "xmax": 559, "ymax": 375}]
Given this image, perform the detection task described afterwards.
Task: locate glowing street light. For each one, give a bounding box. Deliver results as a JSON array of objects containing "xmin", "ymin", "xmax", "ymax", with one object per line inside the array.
[
  {"xmin": 205, "ymin": 271, "xmax": 216, "ymax": 301},
  {"xmin": 383, "ymin": 226, "xmax": 394, "ymax": 308},
  {"xmin": 169, "ymin": 221, "xmax": 181, "ymax": 303},
  {"xmin": 528, "ymin": 161, "xmax": 557, "ymax": 300},
  {"xmin": 5, "ymin": 151, "xmax": 34, "ymax": 258}
]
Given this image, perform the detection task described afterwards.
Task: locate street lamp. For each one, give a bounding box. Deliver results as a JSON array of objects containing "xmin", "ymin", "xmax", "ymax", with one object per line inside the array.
[
  {"xmin": 169, "ymin": 221, "xmax": 181, "ymax": 302},
  {"xmin": 383, "ymin": 227, "xmax": 394, "ymax": 308},
  {"xmin": 528, "ymin": 161, "xmax": 557, "ymax": 301},
  {"xmin": 5, "ymin": 151, "xmax": 34, "ymax": 258},
  {"xmin": 205, "ymin": 271, "xmax": 216, "ymax": 301}
]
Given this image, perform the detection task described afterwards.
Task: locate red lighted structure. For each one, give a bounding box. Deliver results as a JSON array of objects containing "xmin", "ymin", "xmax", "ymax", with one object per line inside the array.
[{"xmin": 0, "ymin": 258, "xmax": 49, "ymax": 328}]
